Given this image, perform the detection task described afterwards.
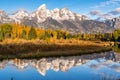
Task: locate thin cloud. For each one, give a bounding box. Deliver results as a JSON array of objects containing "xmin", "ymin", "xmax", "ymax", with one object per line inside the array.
[
  {"xmin": 109, "ymin": 8, "xmax": 120, "ymax": 15},
  {"xmin": 89, "ymin": 10, "xmax": 102, "ymax": 16},
  {"xmin": 92, "ymin": 0, "xmax": 120, "ymax": 9},
  {"xmin": 89, "ymin": 10, "xmax": 113, "ymax": 19}
]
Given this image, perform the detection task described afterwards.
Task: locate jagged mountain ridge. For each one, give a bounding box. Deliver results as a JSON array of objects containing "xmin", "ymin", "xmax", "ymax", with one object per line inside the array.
[
  {"xmin": 0, "ymin": 4, "xmax": 115, "ymax": 33},
  {"xmin": 105, "ymin": 16, "xmax": 120, "ymax": 29}
]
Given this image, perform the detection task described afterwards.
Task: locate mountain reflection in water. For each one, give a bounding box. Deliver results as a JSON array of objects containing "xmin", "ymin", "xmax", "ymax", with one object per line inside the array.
[{"xmin": 0, "ymin": 51, "xmax": 120, "ymax": 80}]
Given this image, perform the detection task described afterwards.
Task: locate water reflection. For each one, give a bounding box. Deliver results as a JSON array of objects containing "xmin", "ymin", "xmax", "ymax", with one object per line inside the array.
[{"xmin": 0, "ymin": 51, "xmax": 120, "ymax": 80}]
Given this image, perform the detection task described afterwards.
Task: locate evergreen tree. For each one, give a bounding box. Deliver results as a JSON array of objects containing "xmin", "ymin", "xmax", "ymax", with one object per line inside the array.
[
  {"xmin": 0, "ymin": 30, "xmax": 4, "ymax": 41},
  {"xmin": 28, "ymin": 27, "xmax": 37, "ymax": 40},
  {"xmin": 21, "ymin": 30, "xmax": 27, "ymax": 39},
  {"xmin": 113, "ymin": 30, "xmax": 119, "ymax": 41},
  {"xmin": 2, "ymin": 24, "xmax": 13, "ymax": 39}
]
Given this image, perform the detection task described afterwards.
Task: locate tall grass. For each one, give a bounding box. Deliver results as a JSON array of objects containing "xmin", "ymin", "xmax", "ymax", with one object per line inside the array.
[{"xmin": 0, "ymin": 39, "xmax": 112, "ymax": 59}]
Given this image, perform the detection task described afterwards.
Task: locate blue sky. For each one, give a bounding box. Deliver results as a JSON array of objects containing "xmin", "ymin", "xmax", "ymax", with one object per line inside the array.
[{"xmin": 0, "ymin": 0, "xmax": 120, "ymax": 19}]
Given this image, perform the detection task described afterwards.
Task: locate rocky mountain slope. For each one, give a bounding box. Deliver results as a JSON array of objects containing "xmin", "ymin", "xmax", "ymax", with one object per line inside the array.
[
  {"xmin": 105, "ymin": 16, "xmax": 120, "ymax": 29},
  {"xmin": 0, "ymin": 4, "xmax": 116, "ymax": 33}
]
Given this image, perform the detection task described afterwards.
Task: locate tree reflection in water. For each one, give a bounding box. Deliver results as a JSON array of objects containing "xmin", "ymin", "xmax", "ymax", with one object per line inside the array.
[{"xmin": 0, "ymin": 50, "xmax": 120, "ymax": 80}]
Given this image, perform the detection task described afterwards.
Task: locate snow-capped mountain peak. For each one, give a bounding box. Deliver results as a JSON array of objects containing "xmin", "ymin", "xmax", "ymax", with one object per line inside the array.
[
  {"xmin": 10, "ymin": 9, "xmax": 29, "ymax": 23},
  {"xmin": 5, "ymin": 4, "xmax": 89, "ymax": 23},
  {"xmin": 37, "ymin": 4, "xmax": 47, "ymax": 11},
  {"xmin": 0, "ymin": 10, "xmax": 6, "ymax": 16},
  {"xmin": 0, "ymin": 10, "xmax": 12, "ymax": 23},
  {"xmin": 0, "ymin": 4, "xmax": 113, "ymax": 33},
  {"xmin": 31, "ymin": 4, "xmax": 50, "ymax": 23}
]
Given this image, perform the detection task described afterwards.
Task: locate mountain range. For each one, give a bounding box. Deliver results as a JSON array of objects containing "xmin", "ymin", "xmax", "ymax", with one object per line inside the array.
[{"xmin": 0, "ymin": 4, "xmax": 119, "ymax": 33}]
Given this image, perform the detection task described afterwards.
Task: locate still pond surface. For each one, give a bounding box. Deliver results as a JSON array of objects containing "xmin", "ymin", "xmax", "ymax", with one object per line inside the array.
[{"xmin": 0, "ymin": 51, "xmax": 120, "ymax": 80}]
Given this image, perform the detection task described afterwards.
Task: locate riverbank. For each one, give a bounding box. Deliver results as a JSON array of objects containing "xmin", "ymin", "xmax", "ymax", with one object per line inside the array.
[{"xmin": 0, "ymin": 39, "xmax": 113, "ymax": 59}]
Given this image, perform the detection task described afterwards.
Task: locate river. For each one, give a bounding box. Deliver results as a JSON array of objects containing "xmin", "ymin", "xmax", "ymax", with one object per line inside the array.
[{"xmin": 0, "ymin": 50, "xmax": 120, "ymax": 80}]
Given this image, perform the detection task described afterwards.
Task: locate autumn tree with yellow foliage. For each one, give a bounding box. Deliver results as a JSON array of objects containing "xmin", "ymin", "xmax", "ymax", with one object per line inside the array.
[{"xmin": 0, "ymin": 24, "xmax": 71, "ymax": 41}]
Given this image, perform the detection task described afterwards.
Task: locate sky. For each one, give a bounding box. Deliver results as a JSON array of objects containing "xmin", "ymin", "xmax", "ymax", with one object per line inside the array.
[{"xmin": 0, "ymin": 0, "xmax": 120, "ymax": 19}]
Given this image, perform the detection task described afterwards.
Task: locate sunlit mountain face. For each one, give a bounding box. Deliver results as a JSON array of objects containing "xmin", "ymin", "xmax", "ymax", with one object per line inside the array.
[
  {"xmin": 1, "ymin": 0, "xmax": 120, "ymax": 33},
  {"xmin": 0, "ymin": 4, "xmax": 115, "ymax": 33}
]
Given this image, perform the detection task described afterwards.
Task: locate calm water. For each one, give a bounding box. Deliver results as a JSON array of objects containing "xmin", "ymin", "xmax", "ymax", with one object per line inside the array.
[{"xmin": 0, "ymin": 51, "xmax": 120, "ymax": 80}]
